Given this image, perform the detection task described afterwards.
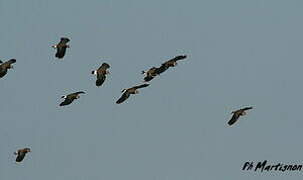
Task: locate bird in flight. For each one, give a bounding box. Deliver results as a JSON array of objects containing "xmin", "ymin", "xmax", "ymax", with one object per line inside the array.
[
  {"xmin": 14, "ymin": 148, "xmax": 31, "ymax": 163},
  {"xmin": 52, "ymin": 37, "xmax": 70, "ymax": 59},
  {"xmin": 0, "ymin": 59, "xmax": 16, "ymax": 78},
  {"xmin": 116, "ymin": 84, "xmax": 150, "ymax": 104},
  {"xmin": 156, "ymin": 55, "xmax": 187, "ymax": 74},
  {"xmin": 92, "ymin": 63, "xmax": 110, "ymax": 87},
  {"xmin": 60, "ymin": 91, "xmax": 85, "ymax": 106},
  {"xmin": 228, "ymin": 106, "xmax": 253, "ymax": 126}
]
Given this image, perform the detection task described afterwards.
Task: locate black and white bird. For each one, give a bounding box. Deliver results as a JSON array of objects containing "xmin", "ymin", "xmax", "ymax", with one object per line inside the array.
[
  {"xmin": 156, "ymin": 55, "xmax": 187, "ymax": 74},
  {"xmin": 92, "ymin": 63, "xmax": 110, "ymax": 86},
  {"xmin": 0, "ymin": 59, "xmax": 16, "ymax": 78},
  {"xmin": 60, "ymin": 91, "xmax": 85, "ymax": 106},
  {"xmin": 228, "ymin": 106, "xmax": 253, "ymax": 126},
  {"xmin": 52, "ymin": 37, "xmax": 70, "ymax": 59},
  {"xmin": 14, "ymin": 148, "xmax": 31, "ymax": 163},
  {"xmin": 116, "ymin": 84, "xmax": 150, "ymax": 104}
]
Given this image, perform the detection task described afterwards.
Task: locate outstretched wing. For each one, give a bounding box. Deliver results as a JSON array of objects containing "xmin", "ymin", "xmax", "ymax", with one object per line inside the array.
[
  {"xmin": 60, "ymin": 98, "xmax": 73, "ymax": 106},
  {"xmin": 172, "ymin": 55, "xmax": 187, "ymax": 61},
  {"xmin": 75, "ymin": 91, "xmax": 85, "ymax": 95},
  {"xmin": 228, "ymin": 113, "xmax": 240, "ymax": 126},
  {"xmin": 116, "ymin": 92, "xmax": 130, "ymax": 104},
  {"xmin": 99, "ymin": 63, "xmax": 110, "ymax": 70},
  {"xmin": 4, "ymin": 59, "xmax": 16, "ymax": 65},
  {"xmin": 60, "ymin": 37, "xmax": 70, "ymax": 44},
  {"xmin": 241, "ymin": 106, "xmax": 253, "ymax": 111},
  {"xmin": 15, "ymin": 152, "xmax": 26, "ymax": 162},
  {"xmin": 133, "ymin": 84, "xmax": 150, "ymax": 89},
  {"xmin": 55, "ymin": 47, "xmax": 67, "ymax": 59},
  {"xmin": 96, "ymin": 74, "xmax": 106, "ymax": 86},
  {"xmin": 155, "ymin": 65, "xmax": 168, "ymax": 74},
  {"xmin": 1, "ymin": 59, "xmax": 16, "ymax": 68},
  {"xmin": 144, "ymin": 75, "xmax": 154, "ymax": 82}
]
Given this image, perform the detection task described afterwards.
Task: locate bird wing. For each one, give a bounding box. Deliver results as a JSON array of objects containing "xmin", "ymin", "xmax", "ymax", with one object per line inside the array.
[
  {"xmin": 60, "ymin": 37, "xmax": 70, "ymax": 44},
  {"xmin": 99, "ymin": 63, "xmax": 110, "ymax": 70},
  {"xmin": 15, "ymin": 151, "xmax": 26, "ymax": 162},
  {"xmin": 144, "ymin": 75, "xmax": 154, "ymax": 82},
  {"xmin": 241, "ymin": 106, "xmax": 253, "ymax": 111},
  {"xmin": 75, "ymin": 91, "xmax": 85, "ymax": 95},
  {"xmin": 5, "ymin": 59, "xmax": 16, "ymax": 65},
  {"xmin": 1, "ymin": 59, "xmax": 16, "ymax": 68},
  {"xmin": 96, "ymin": 74, "xmax": 106, "ymax": 86},
  {"xmin": 55, "ymin": 46, "xmax": 67, "ymax": 58},
  {"xmin": 228, "ymin": 112, "xmax": 240, "ymax": 126},
  {"xmin": 116, "ymin": 92, "xmax": 130, "ymax": 104},
  {"xmin": 133, "ymin": 84, "xmax": 150, "ymax": 89},
  {"xmin": 155, "ymin": 65, "xmax": 168, "ymax": 74},
  {"xmin": 59, "ymin": 98, "xmax": 73, "ymax": 106},
  {"xmin": 172, "ymin": 55, "xmax": 187, "ymax": 61}
]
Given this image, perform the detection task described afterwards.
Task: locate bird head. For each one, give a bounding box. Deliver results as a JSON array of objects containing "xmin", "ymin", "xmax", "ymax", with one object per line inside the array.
[
  {"xmin": 51, "ymin": 45, "xmax": 57, "ymax": 49},
  {"xmin": 121, "ymin": 89, "xmax": 126, "ymax": 93},
  {"xmin": 91, "ymin": 70, "xmax": 97, "ymax": 75},
  {"xmin": 61, "ymin": 95, "xmax": 67, "ymax": 99}
]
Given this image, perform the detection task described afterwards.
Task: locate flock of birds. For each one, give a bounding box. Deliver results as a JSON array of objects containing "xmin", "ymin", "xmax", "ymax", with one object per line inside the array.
[{"xmin": 1, "ymin": 37, "xmax": 253, "ymax": 163}]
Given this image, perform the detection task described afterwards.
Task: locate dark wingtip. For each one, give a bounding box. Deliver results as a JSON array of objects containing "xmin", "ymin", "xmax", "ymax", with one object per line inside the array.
[
  {"xmin": 116, "ymin": 99, "xmax": 123, "ymax": 104},
  {"xmin": 102, "ymin": 63, "xmax": 110, "ymax": 68}
]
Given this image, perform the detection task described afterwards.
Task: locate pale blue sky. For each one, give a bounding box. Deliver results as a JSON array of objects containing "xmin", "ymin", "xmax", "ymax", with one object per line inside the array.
[{"xmin": 1, "ymin": 0, "xmax": 303, "ymax": 179}]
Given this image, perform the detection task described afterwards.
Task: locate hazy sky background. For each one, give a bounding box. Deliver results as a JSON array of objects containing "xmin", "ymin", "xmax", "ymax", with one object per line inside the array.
[{"xmin": 1, "ymin": 0, "xmax": 303, "ymax": 179}]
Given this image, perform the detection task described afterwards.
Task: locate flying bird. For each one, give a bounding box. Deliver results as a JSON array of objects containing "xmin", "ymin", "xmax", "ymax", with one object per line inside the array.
[
  {"xmin": 156, "ymin": 55, "xmax": 187, "ymax": 74},
  {"xmin": 92, "ymin": 63, "xmax": 110, "ymax": 86},
  {"xmin": 52, "ymin": 37, "xmax": 70, "ymax": 59},
  {"xmin": 228, "ymin": 106, "xmax": 253, "ymax": 126},
  {"xmin": 60, "ymin": 91, "xmax": 85, "ymax": 106},
  {"xmin": 142, "ymin": 67, "xmax": 158, "ymax": 82},
  {"xmin": 0, "ymin": 59, "xmax": 16, "ymax": 78},
  {"xmin": 14, "ymin": 148, "xmax": 31, "ymax": 163},
  {"xmin": 116, "ymin": 84, "xmax": 150, "ymax": 104}
]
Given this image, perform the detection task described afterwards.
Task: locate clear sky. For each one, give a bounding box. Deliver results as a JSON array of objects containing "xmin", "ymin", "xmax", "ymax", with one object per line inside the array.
[{"xmin": 1, "ymin": 0, "xmax": 303, "ymax": 179}]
